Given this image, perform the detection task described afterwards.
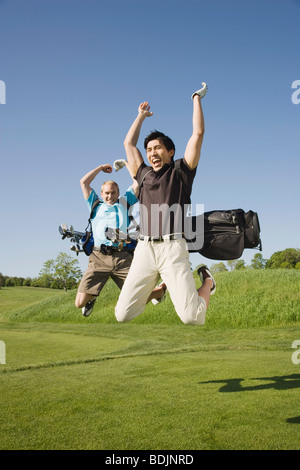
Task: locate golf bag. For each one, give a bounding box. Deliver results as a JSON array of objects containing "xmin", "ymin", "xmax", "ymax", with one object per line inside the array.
[{"xmin": 185, "ymin": 209, "xmax": 262, "ymax": 260}]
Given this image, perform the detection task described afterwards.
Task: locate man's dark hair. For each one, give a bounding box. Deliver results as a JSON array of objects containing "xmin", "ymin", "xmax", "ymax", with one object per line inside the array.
[{"xmin": 144, "ymin": 130, "xmax": 175, "ymax": 157}]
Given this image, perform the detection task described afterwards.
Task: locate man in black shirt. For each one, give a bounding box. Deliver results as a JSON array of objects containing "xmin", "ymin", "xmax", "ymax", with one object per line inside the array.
[{"xmin": 115, "ymin": 85, "xmax": 216, "ymax": 325}]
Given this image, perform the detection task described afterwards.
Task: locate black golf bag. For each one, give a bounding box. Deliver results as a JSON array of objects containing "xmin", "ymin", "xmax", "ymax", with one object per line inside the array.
[{"xmin": 185, "ymin": 208, "xmax": 262, "ymax": 260}]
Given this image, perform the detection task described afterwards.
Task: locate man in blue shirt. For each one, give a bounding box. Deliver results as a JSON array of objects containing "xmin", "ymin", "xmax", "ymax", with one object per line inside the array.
[{"xmin": 75, "ymin": 162, "xmax": 166, "ymax": 317}]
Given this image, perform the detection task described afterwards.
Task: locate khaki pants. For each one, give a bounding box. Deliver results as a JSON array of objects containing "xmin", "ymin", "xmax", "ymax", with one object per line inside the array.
[
  {"xmin": 77, "ymin": 250, "xmax": 133, "ymax": 297},
  {"xmin": 115, "ymin": 238, "xmax": 207, "ymax": 325}
]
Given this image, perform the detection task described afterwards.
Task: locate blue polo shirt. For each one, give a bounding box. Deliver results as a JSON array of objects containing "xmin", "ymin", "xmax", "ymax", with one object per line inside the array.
[{"xmin": 87, "ymin": 186, "xmax": 138, "ymax": 247}]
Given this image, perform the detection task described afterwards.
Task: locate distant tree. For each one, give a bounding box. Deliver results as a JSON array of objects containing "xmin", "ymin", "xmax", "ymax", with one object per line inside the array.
[
  {"xmin": 13, "ymin": 277, "xmax": 25, "ymax": 286},
  {"xmin": 250, "ymin": 253, "xmax": 266, "ymax": 269},
  {"xmin": 227, "ymin": 260, "xmax": 238, "ymax": 271},
  {"xmin": 31, "ymin": 277, "xmax": 44, "ymax": 288},
  {"xmin": 0, "ymin": 273, "xmax": 4, "ymax": 288},
  {"xmin": 23, "ymin": 277, "xmax": 32, "ymax": 287},
  {"xmin": 296, "ymin": 262, "xmax": 300, "ymax": 269},
  {"xmin": 37, "ymin": 252, "xmax": 82, "ymax": 291},
  {"xmin": 210, "ymin": 262, "xmax": 228, "ymax": 273},
  {"xmin": 5, "ymin": 277, "xmax": 14, "ymax": 287},
  {"xmin": 38, "ymin": 259, "xmax": 55, "ymax": 288},
  {"xmin": 235, "ymin": 260, "xmax": 247, "ymax": 270},
  {"xmin": 266, "ymin": 248, "xmax": 300, "ymax": 269},
  {"xmin": 52, "ymin": 252, "xmax": 82, "ymax": 291}
]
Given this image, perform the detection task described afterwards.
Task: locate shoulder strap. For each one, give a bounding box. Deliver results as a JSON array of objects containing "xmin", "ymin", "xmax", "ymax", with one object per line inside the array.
[
  {"xmin": 174, "ymin": 159, "xmax": 181, "ymax": 170},
  {"xmin": 89, "ymin": 198, "xmax": 101, "ymax": 221},
  {"xmin": 85, "ymin": 198, "xmax": 101, "ymax": 231},
  {"xmin": 174, "ymin": 159, "xmax": 190, "ymax": 201},
  {"xmin": 137, "ymin": 166, "xmax": 152, "ymax": 199}
]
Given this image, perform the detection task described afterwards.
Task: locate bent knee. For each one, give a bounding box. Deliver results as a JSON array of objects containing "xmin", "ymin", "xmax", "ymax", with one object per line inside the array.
[
  {"xmin": 115, "ymin": 302, "xmax": 144, "ymax": 323},
  {"xmin": 75, "ymin": 293, "xmax": 96, "ymax": 309},
  {"xmin": 179, "ymin": 297, "xmax": 207, "ymax": 326},
  {"xmin": 75, "ymin": 299, "xmax": 84, "ymax": 309},
  {"xmin": 115, "ymin": 307, "xmax": 131, "ymax": 323}
]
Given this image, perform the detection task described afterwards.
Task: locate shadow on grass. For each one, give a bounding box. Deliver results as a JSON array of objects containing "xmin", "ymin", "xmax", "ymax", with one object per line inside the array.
[
  {"xmin": 199, "ymin": 374, "xmax": 300, "ymax": 424},
  {"xmin": 199, "ymin": 374, "xmax": 300, "ymax": 393},
  {"xmin": 286, "ymin": 416, "xmax": 300, "ymax": 424}
]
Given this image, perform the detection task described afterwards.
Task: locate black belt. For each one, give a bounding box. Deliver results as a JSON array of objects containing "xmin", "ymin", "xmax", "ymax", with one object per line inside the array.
[
  {"xmin": 93, "ymin": 244, "xmax": 130, "ymax": 256},
  {"xmin": 139, "ymin": 234, "xmax": 185, "ymax": 242}
]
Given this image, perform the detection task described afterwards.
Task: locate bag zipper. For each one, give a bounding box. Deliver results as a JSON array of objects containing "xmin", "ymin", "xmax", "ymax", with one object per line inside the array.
[{"xmin": 206, "ymin": 212, "xmax": 237, "ymax": 225}]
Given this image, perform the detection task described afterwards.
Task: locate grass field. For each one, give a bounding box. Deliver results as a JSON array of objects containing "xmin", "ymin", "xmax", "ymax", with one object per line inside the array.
[{"xmin": 0, "ymin": 270, "xmax": 300, "ymax": 450}]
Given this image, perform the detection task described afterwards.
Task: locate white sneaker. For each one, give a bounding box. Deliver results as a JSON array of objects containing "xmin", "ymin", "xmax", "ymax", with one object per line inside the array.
[
  {"xmin": 152, "ymin": 282, "xmax": 167, "ymax": 305},
  {"xmin": 197, "ymin": 265, "xmax": 216, "ymax": 295},
  {"xmin": 191, "ymin": 82, "xmax": 208, "ymax": 100}
]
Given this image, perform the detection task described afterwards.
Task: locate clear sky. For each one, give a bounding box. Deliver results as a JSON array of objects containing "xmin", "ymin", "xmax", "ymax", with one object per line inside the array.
[{"xmin": 0, "ymin": 0, "xmax": 299, "ymax": 278}]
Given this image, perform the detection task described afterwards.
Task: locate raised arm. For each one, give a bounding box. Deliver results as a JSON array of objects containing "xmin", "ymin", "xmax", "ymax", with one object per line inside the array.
[
  {"xmin": 123, "ymin": 102, "xmax": 153, "ymax": 176},
  {"xmin": 80, "ymin": 164, "xmax": 112, "ymax": 199},
  {"xmin": 184, "ymin": 93, "xmax": 205, "ymax": 170}
]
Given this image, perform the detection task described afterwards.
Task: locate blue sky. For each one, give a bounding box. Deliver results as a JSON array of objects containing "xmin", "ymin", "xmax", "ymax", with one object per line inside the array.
[{"xmin": 0, "ymin": 0, "xmax": 299, "ymax": 278}]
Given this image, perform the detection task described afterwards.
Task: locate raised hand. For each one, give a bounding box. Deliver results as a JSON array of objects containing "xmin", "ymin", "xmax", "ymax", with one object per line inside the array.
[
  {"xmin": 101, "ymin": 164, "xmax": 113, "ymax": 173},
  {"xmin": 138, "ymin": 101, "xmax": 153, "ymax": 117}
]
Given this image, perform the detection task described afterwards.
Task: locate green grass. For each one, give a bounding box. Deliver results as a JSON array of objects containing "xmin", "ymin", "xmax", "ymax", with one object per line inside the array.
[
  {"xmin": 206, "ymin": 269, "xmax": 300, "ymax": 328},
  {"xmin": 0, "ymin": 270, "xmax": 300, "ymax": 450},
  {"xmin": 0, "ymin": 286, "xmax": 63, "ymax": 315},
  {"xmin": 1, "ymin": 323, "xmax": 299, "ymax": 450},
  {"xmin": 2, "ymin": 269, "xmax": 300, "ymax": 328}
]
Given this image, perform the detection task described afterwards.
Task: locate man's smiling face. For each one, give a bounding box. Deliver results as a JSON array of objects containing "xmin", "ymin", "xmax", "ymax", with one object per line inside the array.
[
  {"xmin": 101, "ymin": 182, "xmax": 119, "ymax": 206},
  {"xmin": 146, "ymin": 139, "xmax": 174, "ymax": 172}
]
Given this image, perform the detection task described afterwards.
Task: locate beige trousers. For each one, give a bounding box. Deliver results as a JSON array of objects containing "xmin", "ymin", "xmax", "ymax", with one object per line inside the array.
[
  {"xmin": 77, "ymin": 250, "xmax": 133, "ymax": 296},
  {"xmin": 115, "ymin": 238, "xmax": 207, "ymax": 325}
]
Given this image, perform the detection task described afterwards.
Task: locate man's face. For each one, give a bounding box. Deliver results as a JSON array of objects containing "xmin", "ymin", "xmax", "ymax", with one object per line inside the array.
[
  {"xmin": 101, "ymin": 183, "xmax": 119, "ymax": 206},
  {"xmin": 146, "ymin": 139, "xmax": 174, "ymax": 172}
]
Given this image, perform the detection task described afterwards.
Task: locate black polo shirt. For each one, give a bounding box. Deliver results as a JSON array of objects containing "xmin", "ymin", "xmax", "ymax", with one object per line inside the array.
[{"xmin": 135, "ymin": 158, "xmax": 197, "ymax": 237}]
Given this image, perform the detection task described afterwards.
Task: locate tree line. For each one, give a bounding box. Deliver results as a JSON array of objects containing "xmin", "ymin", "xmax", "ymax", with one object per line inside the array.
[
  {"xmin": 209, "ymin": 248, "xmax": 300, "ymax": 273},
  {"xmin": 1, "ymin": 248, "xmax": 299, "ymax": 291},
  {"xmin": 0, "ymin": 252, "xmax": 82, "ymax": 291}
]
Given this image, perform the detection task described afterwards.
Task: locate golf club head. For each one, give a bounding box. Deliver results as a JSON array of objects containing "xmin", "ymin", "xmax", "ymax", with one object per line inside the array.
[
  {"xmin": 59, "ymin": 223, "xmax": 69, "ymax": 239},
  {"xmin": 105, "ymin": 227, "xmax": 118, "ymax": 243},
  {"xmin": 71, "ymin": 243, "xmax": 82, "ymax": 253}
]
